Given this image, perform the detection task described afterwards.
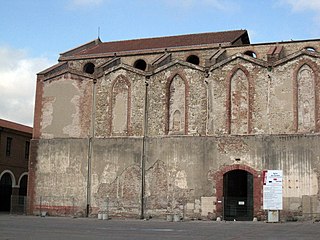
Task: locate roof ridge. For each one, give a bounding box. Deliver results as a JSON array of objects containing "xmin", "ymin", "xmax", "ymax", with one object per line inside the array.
[
  {"xmin": 101, "ymin": 29, "xmax": 246, "ymax": 44},
  {"xmin": 64, "ymin": 30, "xmax": 249, "ymax": 58}
]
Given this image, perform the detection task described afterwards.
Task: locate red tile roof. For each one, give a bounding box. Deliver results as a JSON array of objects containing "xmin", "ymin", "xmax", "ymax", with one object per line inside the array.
[
  {"xmin": 0, "ymin": 118, "xmax": 33, "ymax": 135},
  {"xmin": 67, "ymin": 30, "xmax": 249, "ymax": 57}
]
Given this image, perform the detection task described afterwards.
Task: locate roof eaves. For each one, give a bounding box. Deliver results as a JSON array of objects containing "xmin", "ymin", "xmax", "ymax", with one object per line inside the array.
[
  {"xmin": 60, "ymin": 42, "xmax": 232, "ymax": 61},
  {"xmin": 59, "ymin": 38, "xmax": 102, "ymax": 59},
  {"xmin": 230, "ymin": 30, "xmax": 250, "ymax": 45},
  {"xmin": 37, "ymin": 62, "xmax": 67, "ymax": 75},
  {"xmin": 0, "ymin": 118, "xmax": 33, "ymax": 135}
]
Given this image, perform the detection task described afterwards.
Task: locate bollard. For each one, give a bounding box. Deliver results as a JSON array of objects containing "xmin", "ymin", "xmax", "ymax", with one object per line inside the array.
[
  {"xmin": 166, "ymin": 214, "xmax": 173, "ymax": 222},
  {"xmin": 173, "ymin": 214, "xmax": 180, "ymax": 222}
]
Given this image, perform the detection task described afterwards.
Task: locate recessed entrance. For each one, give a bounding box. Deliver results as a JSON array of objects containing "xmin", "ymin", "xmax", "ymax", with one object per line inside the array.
[
  {"xmin": 223, "ymin": 170, "xmax": 253, "ymax": 221},
  {"xmin": 0, "ymin": 173, "xmax": 13, "ymax": 212}
]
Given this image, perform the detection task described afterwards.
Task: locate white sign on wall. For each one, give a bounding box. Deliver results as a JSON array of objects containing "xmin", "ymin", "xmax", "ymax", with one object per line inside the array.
[
  {"xmin": 264, "ymin": 170, "xmax": 283, "ymax": 186},
  {"xmin": 263, "ymin": 170, "xmax": 283, "ymax": 210}
]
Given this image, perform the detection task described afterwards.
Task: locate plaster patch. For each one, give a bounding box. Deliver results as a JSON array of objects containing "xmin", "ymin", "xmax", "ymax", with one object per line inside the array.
[{"xmin": 175, "ymin": 170, "xmax": 188, "ymax": 189}]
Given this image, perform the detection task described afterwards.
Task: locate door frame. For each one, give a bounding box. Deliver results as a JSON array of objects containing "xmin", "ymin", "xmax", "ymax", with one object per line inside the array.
[
  {"xmin": 214, "ymin": 164, "xmax": 263, "ymax": 220},
  {"xmin": 223, "ymin": 169, "xmax": 253, "ymax": 220}
]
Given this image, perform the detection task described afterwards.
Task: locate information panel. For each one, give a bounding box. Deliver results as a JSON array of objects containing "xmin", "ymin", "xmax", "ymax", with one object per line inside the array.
[{"xmin": 263, "ymin": 170, "xmax": 283, "ymax": 210}]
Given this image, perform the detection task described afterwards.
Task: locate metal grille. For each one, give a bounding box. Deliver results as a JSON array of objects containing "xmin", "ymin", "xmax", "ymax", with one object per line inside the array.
[
  {"xmin": 10, "ymin": 195, "xmax": 28, "ymax": 215},
  {"xmin": 223, "ymin": 170, "xmax": 253, "ymax": 221}
]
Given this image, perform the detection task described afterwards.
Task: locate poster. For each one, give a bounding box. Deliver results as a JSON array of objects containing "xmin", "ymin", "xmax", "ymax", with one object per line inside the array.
[{"xmin": 263, "ymin": 170, "xmax": 283, "ymax": 210}]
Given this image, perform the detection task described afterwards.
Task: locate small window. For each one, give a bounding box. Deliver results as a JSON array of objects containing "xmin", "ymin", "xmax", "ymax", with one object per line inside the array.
[
  {"xmin": 25, "ymin": 141, "xmax": 30, "ymax": 160},
  {"xmin": 186, "ymin": 55, "xmax": 200, "ymax": 65},
  {"xmin": 305, "ymin": 47, "xmax": 316, "ymax": 52},
  {"xmin": 6, "ymin": 137, "xmax": 12, "ymax": 156},
  {"xmin": 83, "ymin": 62, "xmax": 95, "ymax": 74},
  {"xmin": 244, "ymin": 51, "xmax": 257, "ymax": 58},
  {"xmin": 133, "ymin": 59, "xmax": 147, "ymax": 71}
]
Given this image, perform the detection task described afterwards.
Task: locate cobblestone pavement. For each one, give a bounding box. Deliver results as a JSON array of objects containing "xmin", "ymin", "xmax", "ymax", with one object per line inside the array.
[{"xmin": 0, "ymin": 214, "xmax": 320, "ymax": 240}]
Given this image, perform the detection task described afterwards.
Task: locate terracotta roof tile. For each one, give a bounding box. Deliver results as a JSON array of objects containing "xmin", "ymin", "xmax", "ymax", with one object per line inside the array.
[
  {"xmin": 74, "ymin": 30, "xmax": 248, "ymax": 56},
  {"xmin": 0, "ymin": 118, "xmax": 33, "ymax": 135}
]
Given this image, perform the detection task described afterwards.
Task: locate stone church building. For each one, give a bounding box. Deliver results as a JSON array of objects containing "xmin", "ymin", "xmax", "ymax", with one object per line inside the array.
[{"xmin": 28, "ymin": 30, "xmax": 320, "ymax": 221}]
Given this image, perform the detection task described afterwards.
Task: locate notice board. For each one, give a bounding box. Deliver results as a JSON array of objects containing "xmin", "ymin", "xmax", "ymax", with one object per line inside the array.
[{"xmin": 263, "ymin": 170, "xmax": 283, "ymax": 210}]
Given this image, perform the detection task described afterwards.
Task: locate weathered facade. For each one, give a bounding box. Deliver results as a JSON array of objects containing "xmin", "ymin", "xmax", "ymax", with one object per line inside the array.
[{"xmin": 29, "ymin": 30, "xmax": 320, "ymax": 221}]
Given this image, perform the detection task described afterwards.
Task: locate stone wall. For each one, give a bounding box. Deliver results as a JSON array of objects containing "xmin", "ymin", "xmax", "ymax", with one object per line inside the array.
[
  {"xmin": 30, "ymin": 135, "xmax": 320, "ymax": 219},
  {"xmin": 29, "ymin": 37, "xmax": 320, "ymax": 220}
]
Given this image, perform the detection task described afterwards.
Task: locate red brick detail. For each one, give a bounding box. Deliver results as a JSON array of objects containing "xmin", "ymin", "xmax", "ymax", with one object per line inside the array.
[
  {"xmin": 164, "ymin": 70, "xmax": 190, "ymax": 135},
  {"xmin": 27, "ymin": 139, "xmax": 39, "ymax": 215},
  {"xmin": 108, "ymin": 74, "xmax": 132, "ymax": 136},
  {"xmin": 292, "ymin": 59, "xmax": 320, "ymax": 132},
  {"xmin": 225, "ymin": 65, "xmax": 254, "ymax": 134},
  {"xmin": 213, "ymin": 164, "xmax": 263, "ymax": 219},
  {"xmin": 33, "ymin": 76, "xmax": 44, "ymax": 139},
  {"xmin": 33, "ymin": 205, "xmax": 81, "ymax": 216}
]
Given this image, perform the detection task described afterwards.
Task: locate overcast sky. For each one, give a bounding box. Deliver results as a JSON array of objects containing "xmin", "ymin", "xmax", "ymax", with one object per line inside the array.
[{"xmin": 1, "ymin": 0, "xmax": 320, "ymax": 126}]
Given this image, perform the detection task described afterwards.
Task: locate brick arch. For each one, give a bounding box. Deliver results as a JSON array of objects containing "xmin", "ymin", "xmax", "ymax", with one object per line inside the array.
[
  {"xmin": 109, "ymin": 74, "xmax": 132, "ymax": 136},
  {"xmin": 165, "ymin": 70, "xmax": 190, "ymax": 135},
  {"xmin": 214, "ymin": 164, "xmax": 263, "ymax": 219},
  {"xmin": 293, "ymin": 60, "xmax": 320, "ymax": 132},
  {"xmin": 226, "ymin": 65, "xmax": 254, "ymax": 134}
]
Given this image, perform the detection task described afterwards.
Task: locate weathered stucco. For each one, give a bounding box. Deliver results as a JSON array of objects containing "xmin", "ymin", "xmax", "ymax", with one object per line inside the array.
[{"xmin": 31, "ymin": 135, "xmax": 320, "ymax": 219}]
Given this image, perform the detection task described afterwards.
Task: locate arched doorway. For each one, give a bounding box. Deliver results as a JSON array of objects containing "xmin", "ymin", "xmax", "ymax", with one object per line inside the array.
[
  {"xmin": 19, "ymin": 175, "xmax": 28, "ymax": 196},
  {"xmin": 214, "ymin": 164, "xmax": 265, "ymax": 221},
  {"xmin": 0, "ymin": 173, "xmax": 13, "ymax": 212},
  {"xmin": 223, "ymin": 170, "xmax": 253, "ymax": 221},
  {"xmin": 18, "ymin": 175, "xmax": 28, "ymax": 207}
]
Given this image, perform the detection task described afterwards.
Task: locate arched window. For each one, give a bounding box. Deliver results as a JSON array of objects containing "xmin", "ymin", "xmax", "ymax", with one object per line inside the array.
[
  {"xmin": 133, "ymin": 59, "xmax": 147, "ymax": 71},
  {"xmin": 83, "ymin": 62, "xmax": 95, "ymax": 74},
  {"xmin": 244, "ymin": 51, "xmax": 257, "ymax": 58},
  {"xmin": 19, "ymin": 175, "xmax": 28, "ymax": 196},
  {"xmin": 305, "ymin": 47, "xmax": 316, "ymax": 52},
  {"xmin": 0, "ymin": 172, "xmax": 13, "ymax": 211},
  {"xmin": 186, "ymin": 55, "xmax": 200, "ymax": 65}
]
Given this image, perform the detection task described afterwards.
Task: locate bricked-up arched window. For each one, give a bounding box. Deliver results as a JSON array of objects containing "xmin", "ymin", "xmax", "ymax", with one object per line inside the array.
[
  {"xmin": 169, "ymin": 75, "xmax": 185, "ymax": 134},
  {"xmin": 166, "ymin": 73, "xmax": 189, "ymax": 135},
  {"xmin": 110, "ymin": 75, "xmax": 131, "ymax": 136},
  {"xmin": 231, "ymin": 69, "xmax": 248, "ymax": 134},
  {"xmin": 296, "ymin": 64, "xmax": 316, "ymax": 132},
  {"xmin": 227, "ymin": 66, "xmax": 253, "ymax": 134}
]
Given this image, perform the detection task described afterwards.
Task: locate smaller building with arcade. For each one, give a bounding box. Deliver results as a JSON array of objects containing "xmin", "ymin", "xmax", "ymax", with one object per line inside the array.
[{"xmin": 0, "ymin": 119, "xmax": 32, "ymax": 213}]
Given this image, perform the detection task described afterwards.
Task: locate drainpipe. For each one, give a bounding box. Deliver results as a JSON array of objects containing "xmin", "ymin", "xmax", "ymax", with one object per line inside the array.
[
  {"xmin": 140, "ymin": 75, "xmax": 149, "ymax": 219},
  {"xmin": 267, "ymin": 72, "xmax": 272, "ymax": 134},
  {"xmin": 86, "ymin": 76, "xmax": 97, "ymax": 217},
  {"xmin": 204, "ymin": 70, "xmax": 210, "ymax": 135}
]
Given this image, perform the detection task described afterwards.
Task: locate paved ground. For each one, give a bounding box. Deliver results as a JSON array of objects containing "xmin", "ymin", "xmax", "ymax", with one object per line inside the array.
[{"xmin": 0, "ymin": 214, "xmax": 320, "ymax": 240}]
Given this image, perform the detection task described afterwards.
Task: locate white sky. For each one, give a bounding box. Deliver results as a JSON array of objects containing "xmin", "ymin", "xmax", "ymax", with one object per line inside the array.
[{"xmin": 1, "ymin": 0, "xmax": 320, "ymax": 126}]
